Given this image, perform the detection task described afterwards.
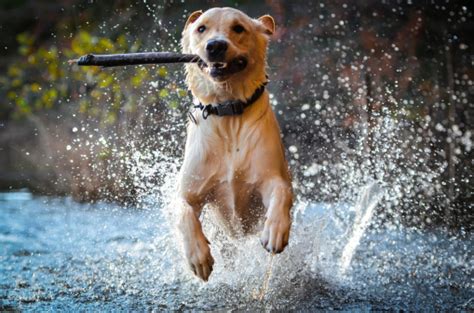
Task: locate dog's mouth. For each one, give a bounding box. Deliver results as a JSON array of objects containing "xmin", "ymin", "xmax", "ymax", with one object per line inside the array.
[{"xmin": 198, "ymin": 56, "xmax": 248, "ymax": 80}]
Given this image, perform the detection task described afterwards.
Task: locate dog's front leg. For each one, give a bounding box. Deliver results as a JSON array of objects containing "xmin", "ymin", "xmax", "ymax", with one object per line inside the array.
[
  {"xmin": 260, "ymin": 178, "xmax": 293, "ymax": 253},
  {"xmin": 178, "ymin": 198, "xmax": 214, "ymax": 281}
]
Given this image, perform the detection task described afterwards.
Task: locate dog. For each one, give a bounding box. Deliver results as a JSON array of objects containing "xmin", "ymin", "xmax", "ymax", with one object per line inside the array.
[{"xmin": 178, "ymin": 7, "xmax": 293, "ymax": 281}]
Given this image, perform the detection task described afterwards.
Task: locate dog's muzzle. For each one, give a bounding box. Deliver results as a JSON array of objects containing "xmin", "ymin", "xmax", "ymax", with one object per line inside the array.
[
  {"xmin": 198, "ymin": 56, "xmax": 248, "ymax": 79},
  {"xmin": 206, "ymin": 39, "xmax": 228, "ymax": 62}
]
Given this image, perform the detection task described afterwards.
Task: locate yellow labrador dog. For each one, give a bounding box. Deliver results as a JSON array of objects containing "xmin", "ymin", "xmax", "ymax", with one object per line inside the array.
[{"xmin": 178, "ymin": 7, "xmax": 293, "ymax": 281}]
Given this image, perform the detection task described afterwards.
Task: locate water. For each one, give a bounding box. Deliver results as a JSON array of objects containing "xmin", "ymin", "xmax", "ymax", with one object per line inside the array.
[{"xmin": 0, "ymin": 190, "xmax": 472, "ymax": 311}]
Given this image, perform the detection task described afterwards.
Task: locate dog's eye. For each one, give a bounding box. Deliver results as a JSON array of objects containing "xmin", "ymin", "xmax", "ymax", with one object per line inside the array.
[
  {"xmin": 232, "ymin": 24, "xmax": 245, "ymax": 34},
  {"xmin": 197, "ymin": 25, "xmax": 206, "ymax": 33}
]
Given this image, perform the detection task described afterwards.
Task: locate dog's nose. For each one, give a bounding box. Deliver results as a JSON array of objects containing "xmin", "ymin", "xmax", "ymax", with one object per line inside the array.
[{"xmin": 206, "ymin": 39, "xmax": 228, "ymax": 60}]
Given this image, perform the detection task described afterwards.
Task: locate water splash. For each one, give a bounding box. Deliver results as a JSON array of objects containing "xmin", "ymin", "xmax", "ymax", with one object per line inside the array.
[
  {"xmin": 339, "ymin": 182, "xmax": 384, "ymax": 275},
  {"xmin": 254, "ymin": 254, "xmax": 275, "ymax": 301},
  {"xmin": 1, "ymin": 190, "xmax": 471, "ymax": 310},
  {"xmin": 42, "ymin": 105, "xmax": 465, "ymax": 311}
]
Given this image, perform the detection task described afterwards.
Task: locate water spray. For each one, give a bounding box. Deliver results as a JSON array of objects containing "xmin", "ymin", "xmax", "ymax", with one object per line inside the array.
[
  {"xmin": 253, "ymin": 253, "xmax": 275, "ymax": 301},
  {"xmin": 339, "ymin": 182, "xmax": 384, "ymax": 276}
]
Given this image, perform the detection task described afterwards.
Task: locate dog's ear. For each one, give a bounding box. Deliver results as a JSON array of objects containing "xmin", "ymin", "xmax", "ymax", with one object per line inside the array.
[
  {"xmin": 185, "ymin": 10, "xmax": 203, "ymax": 30},
  {"xmin": 258, "ymin": 15, "xmax": 275, "ymax": 35}
]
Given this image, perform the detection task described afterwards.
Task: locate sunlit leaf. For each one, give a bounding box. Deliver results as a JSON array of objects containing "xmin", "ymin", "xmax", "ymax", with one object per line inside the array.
[{"xmin": 159, "ymin": 89, "xmax": 169, "ymax": 98}]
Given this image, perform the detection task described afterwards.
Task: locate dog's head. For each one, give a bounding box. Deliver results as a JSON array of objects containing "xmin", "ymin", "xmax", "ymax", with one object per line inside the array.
[{"xmin": 181, "ymin": 7, "xmax": 274, "ymax": 85}]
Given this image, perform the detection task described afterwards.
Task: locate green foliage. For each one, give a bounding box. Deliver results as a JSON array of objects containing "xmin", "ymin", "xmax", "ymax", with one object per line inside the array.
[{"xmin": 1, "ymin": 30, "xmax": 186, "ymax": 123}]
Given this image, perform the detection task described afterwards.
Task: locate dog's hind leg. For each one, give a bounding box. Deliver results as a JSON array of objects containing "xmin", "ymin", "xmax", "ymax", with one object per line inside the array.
[
  {"xmin": 259, "ymin": 178, "xmax": 293, "ymax": 253},
  {"xmin": 177, "ymin": 198, "xmax": 214, "ymax": 281}
]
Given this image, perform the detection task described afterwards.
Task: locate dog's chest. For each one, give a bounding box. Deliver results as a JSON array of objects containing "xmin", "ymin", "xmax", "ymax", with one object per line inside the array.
[
  {"xmin": 186, "ymin": 114, "xmax": 268, "ymax": 228},
  {"xmin": 212, "ymin": 170, "xmax": 264, "ymax": 232},
  {"xmin": 206, "ymin": 150, "xmax": 263, "ymax": 223}
]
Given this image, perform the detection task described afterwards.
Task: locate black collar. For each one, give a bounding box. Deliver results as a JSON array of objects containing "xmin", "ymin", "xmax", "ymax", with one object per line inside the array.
[{"xmin": 193, "ymin": 82, "xmax": 267, "ymax": 120}]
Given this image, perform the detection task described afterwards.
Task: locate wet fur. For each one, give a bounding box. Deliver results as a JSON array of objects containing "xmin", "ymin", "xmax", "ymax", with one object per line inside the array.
[{"xmin": 177, "ymin": 7, "xmax": 293, "ymax": 281}]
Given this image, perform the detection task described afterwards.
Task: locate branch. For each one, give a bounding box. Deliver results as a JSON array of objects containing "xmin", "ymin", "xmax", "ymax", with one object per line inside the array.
[{"xmin": 68, "ymin": 52, "xmax": 201, "ymax": 67}]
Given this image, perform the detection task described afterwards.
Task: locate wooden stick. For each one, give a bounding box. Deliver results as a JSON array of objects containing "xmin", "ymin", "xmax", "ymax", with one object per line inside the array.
[{"xmin": 68, "ymin": 52, "xmax": 201, "ymax": 67}]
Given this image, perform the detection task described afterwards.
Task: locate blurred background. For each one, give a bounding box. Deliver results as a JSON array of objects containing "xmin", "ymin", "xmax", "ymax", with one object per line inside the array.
[{"xmin": 0, "ymin": 0, "xmax": 472, "ymax": 229}]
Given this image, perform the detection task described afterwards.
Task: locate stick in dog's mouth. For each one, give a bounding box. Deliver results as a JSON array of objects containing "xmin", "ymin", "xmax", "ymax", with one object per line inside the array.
[{"xmin": 199, "ymin": 56, "xmax": 248, "ymax": 79}]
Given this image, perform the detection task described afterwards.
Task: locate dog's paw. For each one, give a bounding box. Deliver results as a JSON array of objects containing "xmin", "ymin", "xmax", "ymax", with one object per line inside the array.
[
  {"xmin": 185, "ymin": 234, "xmax": 214, "ymax": 281},
  {"xmin": 260, "ymin": 213, "xmax": 291, "ymax": 253}
]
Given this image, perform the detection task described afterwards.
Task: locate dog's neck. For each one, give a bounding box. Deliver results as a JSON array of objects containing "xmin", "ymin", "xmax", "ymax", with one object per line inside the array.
[{"xmin": 185, "ymin": 63, "xmax": 267, "ymax": 105}]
